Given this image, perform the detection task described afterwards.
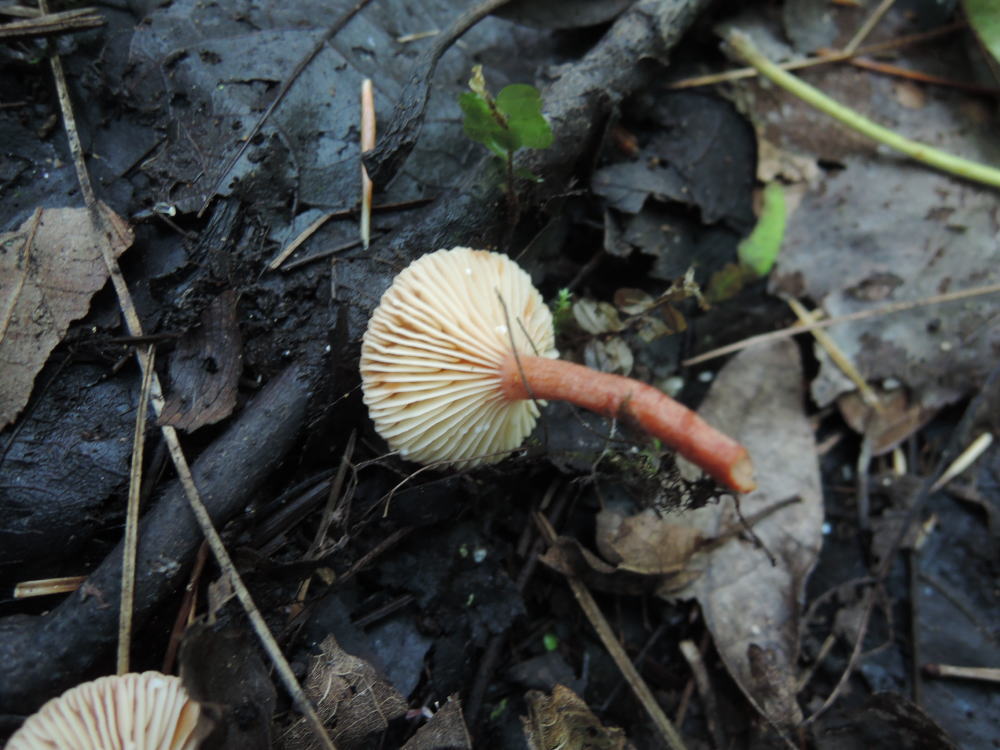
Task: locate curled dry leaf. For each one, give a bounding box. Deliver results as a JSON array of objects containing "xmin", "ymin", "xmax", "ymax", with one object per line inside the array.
[
  {"xmin": 595, "ymin": 508, "xmax": 702, "ymax": 576},
  {"xmin": 521, "ymin": 684, "xmax": 632, "ymax": 750},
  {"xmin": 279, "ymin": 635, "xmax": 407, "ymax": 750},
  {"xmin": 667, "ymin": 339, "xmax": 824, "ymax": 728},
  {"xmin": 0, "ymin": 203, "xmax": 133, "ymax": 428},
  {"xmin": 539, "ymin": 531, "xmax": 702, "ymax": 597}
]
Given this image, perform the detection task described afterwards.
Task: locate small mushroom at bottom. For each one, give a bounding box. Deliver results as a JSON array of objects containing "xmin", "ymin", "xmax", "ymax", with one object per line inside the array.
[
  {"xmin": 5, "ymin": 671, "xmax": 207, "ymax": 750},
  {"xmin": 360, "ymin": 247, "xmax": 755, "ymax": 493}
]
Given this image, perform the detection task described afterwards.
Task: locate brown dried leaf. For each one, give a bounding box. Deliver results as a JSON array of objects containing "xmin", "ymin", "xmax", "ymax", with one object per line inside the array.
[
  {"xmin": 667, "ymin": 339, "xmax": 824, "ymax": 728},
  {"xmin": 279, "ymin": 635, "xmax": 407, "ymax": 750},
  {"xmin": 837, "ymin": 387, "xmax": 936, "ymax": 456},
  {"xmin": 595, "ymin": 508, "xmax": 702, "ymax": 575},
  {"xmin": 0, "ymin": 203, "xmax": 132, "ymax": 428},
  {"xmin": 539, "ymin": 537, "xmax": 659, "ymax": 597},
  {"xmin": 400, "ymin": 695, "xmax": 471, "ymax": 750},
  {"xmin": 521, "ymin": 684, "xmax": 632, "ymax": 750},
  {"xmin": 158, "ymin": 289, "xmax": 243, "ymax": 431}
]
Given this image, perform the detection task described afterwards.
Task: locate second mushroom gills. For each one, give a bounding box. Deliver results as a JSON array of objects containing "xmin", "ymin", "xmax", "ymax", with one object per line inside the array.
[{"xmin": 360, "ymin": 247, "xmax": 755, "ymax": 493}]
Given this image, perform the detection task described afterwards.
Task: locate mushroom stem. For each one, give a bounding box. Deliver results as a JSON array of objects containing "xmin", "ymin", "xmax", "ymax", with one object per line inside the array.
[{"xmin": 500, "ymin": 353, "xmax": 756, "ymax": 493}]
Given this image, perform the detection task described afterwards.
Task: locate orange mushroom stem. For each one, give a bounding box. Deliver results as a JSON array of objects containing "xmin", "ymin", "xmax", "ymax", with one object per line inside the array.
[{"xmin": 499, "ymin": 353, "xmax": 756, "ymax": 493}]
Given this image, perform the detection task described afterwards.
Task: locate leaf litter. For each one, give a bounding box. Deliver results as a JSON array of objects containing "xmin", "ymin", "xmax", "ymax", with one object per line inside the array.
[
  {"xmin": 2, "ymin": 0, "xmax": 999, "ymax": 748},
  {"xmin": 0, "ymin": 203, "xmax": 132, "ymax": 429}
]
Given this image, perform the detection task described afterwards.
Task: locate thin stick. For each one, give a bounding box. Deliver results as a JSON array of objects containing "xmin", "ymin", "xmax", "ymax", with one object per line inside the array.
[
  {"xmin": 45, "ymin": 23, "xmax": 338, "ymax": 749},
  {"xmin": 117, "ymin": 344, "xmax": 155, "ymax": 675},
  {"xmin": 923, "ymin": 664, "xmax": 1000, "ymax": 683},
  {"xmin": 848, "ymin": 57, "xmax": 1000, "ymax": 96},
  {"xmin": 667, "ymin": 23, "xmax": 962, "ymax": 90},
  {"xmin": 727, "ymin": 32, "xmax": 1000, "ymax": 188},
  {"xmin": 0, "ymin": 7, "xmax": 103, "ymax": 40},
  {"xmin": 13, "ymin": 576, "xmax": 86, "ymax": 598},
  {"xmin": 534, "ymin": 513, "xmax": 689, "ymax": 750},
  {"xmin": 268, "ymin": 212, "xmax": 337, "ymax": 270},
  {"xmin": 931, "ymin": 432, "xmax": 994, "ymax": 491},
  {"xmin": 360, "ymin": 79, "xmax": 375, "ymax": 249},
  {"xmin": 678, "ymin": 640, "xmax": 726, "ymax": 750},
  {"xmin": 785, "ymin": 296, "xmax": 880, "ymax": 408},
  {"xmin": 843, "ymin": 0, "xmax": 895, "ymax": 54},
  {"xmin": 683, "ymin": 282, "xmax": 1000, "ymax": 366},
  {"xmin": 162, "ymin": 541, "xmax": 209, "ymax": 674}
]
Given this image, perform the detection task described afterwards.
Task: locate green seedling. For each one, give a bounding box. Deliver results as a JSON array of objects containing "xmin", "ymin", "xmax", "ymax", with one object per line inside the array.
[
  {"xmin": 707, "ymin": 181, "xmax": 786, "ymax": 302},
  {"xmin": 459, "ymin": 66, "xmax": 553, "ymax": 226},
  {"xmin": 550, "ymin": 287, "xmax": 573, "ymax": 335}
]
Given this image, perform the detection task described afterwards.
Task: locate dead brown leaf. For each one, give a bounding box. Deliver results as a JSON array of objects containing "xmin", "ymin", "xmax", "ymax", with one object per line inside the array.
[
  {"xmin": 400, "ymin": 696, "xmax": 471, "ymax": 750},
  {"xmin": 521, "ymin": 684, "xmax": 632, "ymax": 750},
  {"xmin": 595, "ymin": 508, "xmax": 702, "ymax": 575},
  {"xmin": 667, "ymin": 339, "xmax": 824, "ymax": 728},
  {"xmin": 837, "ymin": 387, "xmax": 936, "ymax": 456},
  {"xmin": 158, "ymin": 289, "xmax": 243, "ymax": 431},
  {"xmin": 279, "ymin": 635, "xmax": 407, "ymax": 750},
  {"xmin": 0, "ymin": 203, "xmax": 132, "ymax": 428}
]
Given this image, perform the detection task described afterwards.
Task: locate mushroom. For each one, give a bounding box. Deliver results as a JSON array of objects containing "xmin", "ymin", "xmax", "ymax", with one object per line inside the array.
[
  {"xmin": 360, "ymin": 247, "xmax": 755, "ymax": 493},
  {"xmin": 6, "ymin": 671, "xmax": 205, "ymax": 750}
]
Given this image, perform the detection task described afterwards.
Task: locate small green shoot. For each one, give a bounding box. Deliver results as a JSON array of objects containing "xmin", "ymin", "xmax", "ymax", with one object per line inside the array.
[
  {"xmin": 737, "ymin": 181, "xmax": 785, "ymax": 276},
  {"xmin": 707, "ymin": 181, "xmax": 786, "ymax": 302},
  {"xmin": 550, "ymin": 287, "xmax": 573, "ymax": 334},
  {"xmin": 489, "ymin": 697, "xmax": 509, "ymax": 721},
  {"xmin": 459, "ymin": 66, "xmax": 553, "ymax": 229},
  {"xmin": 543, "ymin": 633, "xmax": 559, "ymax": 652}
]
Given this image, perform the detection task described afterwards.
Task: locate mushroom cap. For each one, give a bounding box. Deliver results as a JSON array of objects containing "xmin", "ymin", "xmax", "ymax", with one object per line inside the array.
[
  {"xmin": 361, "ymin": 247, "xmax": 557, "ymax": 466},
  {"xmin": 6, "ymin": 672, "xmax": 204, "ymax": 750}
]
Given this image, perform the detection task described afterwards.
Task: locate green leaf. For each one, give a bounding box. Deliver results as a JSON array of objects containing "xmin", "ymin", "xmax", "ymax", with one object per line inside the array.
[
  {"xmin": 496, "ymin": 84, "xmax": 553, "ymax": 150},
  {"xmin": 964, "ymin": 0, "xmax": 1000, "ymax": 69},
  {"xmin": 543, "ymin": 633, "xmax": 559, "ymax": 651},
  {"xmin": 458, "ymin": 92, "xmax": 509, "ymax": 158},
  {"xmin": 737, "ymin": 181, "xmax": 786, "ymax": 276}
]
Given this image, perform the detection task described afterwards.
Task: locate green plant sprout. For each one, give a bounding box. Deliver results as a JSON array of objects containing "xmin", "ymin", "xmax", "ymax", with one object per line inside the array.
[
  {"xmin": 550, "ymin": 287, "xmax": 573, "ymax": 334},
  {"xmin": 459, "ymin": 66, "xmax": 553, "ymax": 221},
  {"xmin": 707, "ymin": 181, "xmax": 786, "ymax": 302}
]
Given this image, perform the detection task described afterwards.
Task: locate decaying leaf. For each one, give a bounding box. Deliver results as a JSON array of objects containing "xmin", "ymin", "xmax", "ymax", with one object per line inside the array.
[
  {"xmin": 668, "ymin": 339, "xmax": 824, "ymax": 728},
  {"xmin": 573, "ymin": 298, "xmax": 625, "ymax": 335},
  {"xmin": 0, "ymin": 203, "xmax": 132, "ymax": 428},
  {"xmin": 539, "ymin": 526, "xmax": 703, "ymax": 598},
  {"xmin": 595, "ymin": 508, "xmax": 702, "ymax": 576},
  {"xmin": 400, "ymin": 695, "xmax": 471, "ymax": 750},
  {"xmin": 837, "ymin": 386, "xmax": 936, "ymax": 456},
  {"xmin": 521, "ymin": 684, "xmax": 632, "ymax": 750},
  {"xmin": 158, "ymin": 289, "xmax": 243, "ymax": 431},
  {"xmin": 754, "ymin": 25, "xmax": 1000, "ymax": 412},
  {"xmin": 583, "ymin": 337, "xmax": 633, "ymax": 376},
  {"xmin": 279, "ymin": 635, "xmax": 407, "ymax": 750}
]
